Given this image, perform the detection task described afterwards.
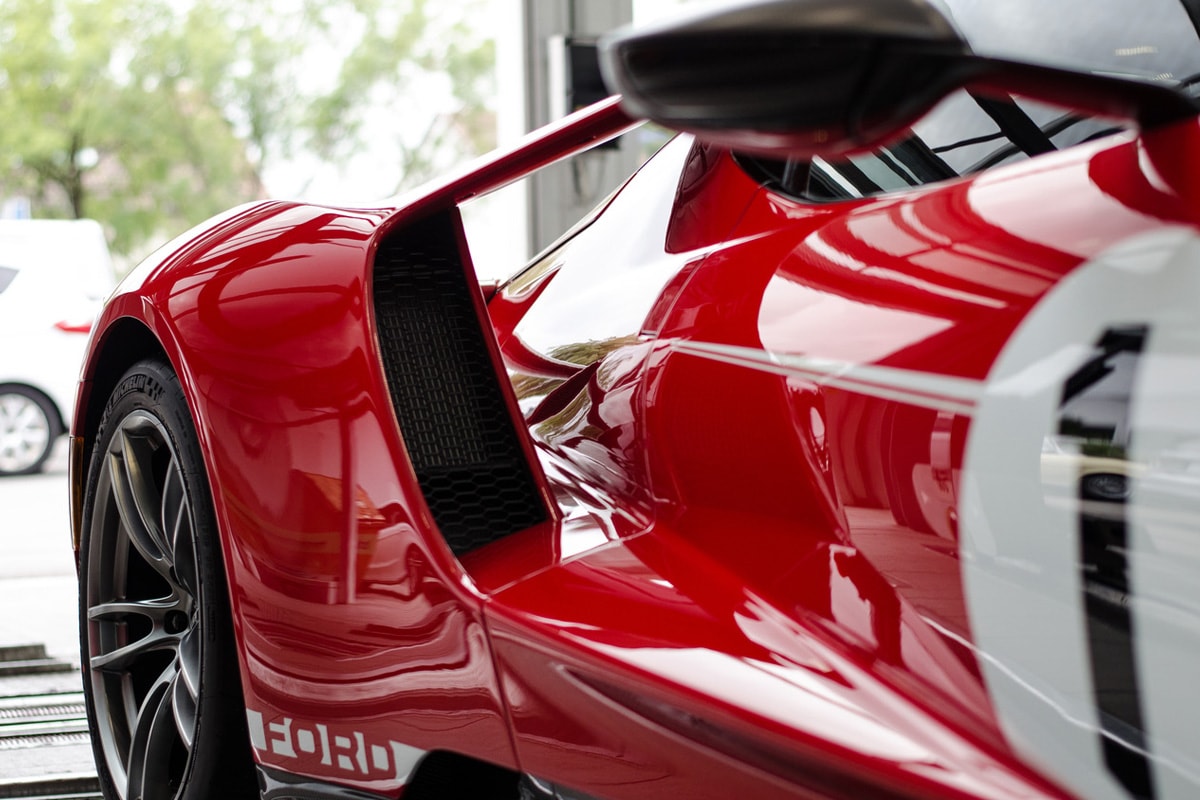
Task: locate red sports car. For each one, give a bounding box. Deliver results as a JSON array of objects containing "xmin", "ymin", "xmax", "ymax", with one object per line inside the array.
[{"xmin": 70, "ymin": 0, "xmax": 1200, "ymax": 798}]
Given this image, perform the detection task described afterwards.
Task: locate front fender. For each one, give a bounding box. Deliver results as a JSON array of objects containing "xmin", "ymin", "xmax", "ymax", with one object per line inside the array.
[{"xmin": 77, "ymin": 201, "xmax": 525, "ymax": 792}]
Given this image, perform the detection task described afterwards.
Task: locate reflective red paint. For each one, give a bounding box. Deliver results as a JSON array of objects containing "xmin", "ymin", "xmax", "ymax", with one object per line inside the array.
[
  {"xmin": 71, "ymin": 92, "xmax": 1200, "ymax": 798},
  {"xmin": 477, "ymin": 121, "xmax": 1200, "ymax": 798}
]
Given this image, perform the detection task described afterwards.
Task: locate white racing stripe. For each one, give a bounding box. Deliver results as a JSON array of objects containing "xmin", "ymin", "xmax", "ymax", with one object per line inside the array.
[
  {"xmin": 960, "ymin": 227, "xmax": 1200, "ymax": 800},
  {"xmin": 669, "ymin": 339, "xmax": 983, "ymax": 416}
]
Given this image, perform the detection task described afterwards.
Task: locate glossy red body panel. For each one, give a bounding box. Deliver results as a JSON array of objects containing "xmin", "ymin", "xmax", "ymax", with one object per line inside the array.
[
  {"xmin": 87, "ymin": 203, "xmax": 520, "ymax": 790},
  {"xmin": 72, "ymin": 79, "xmax": 1200, "ymax": 800},
  {"xmin": 475, "ymin": 121, "xmax": 1200, "ymax": 798},
  {"xmin": 72, "ymin": 103, "xmax": 642, "ymax": 794}
]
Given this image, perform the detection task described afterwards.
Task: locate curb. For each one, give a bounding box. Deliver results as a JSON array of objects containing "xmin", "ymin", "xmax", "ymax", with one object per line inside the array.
[{"xmin": 0, "ymin": 646, "xmax": 73, "ymax": 678}]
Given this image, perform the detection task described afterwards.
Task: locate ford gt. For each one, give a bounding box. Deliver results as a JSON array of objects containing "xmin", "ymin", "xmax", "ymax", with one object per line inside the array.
[{"xmin": 70, "ymin": 0, "xmax": 1200, "ymax": 798}]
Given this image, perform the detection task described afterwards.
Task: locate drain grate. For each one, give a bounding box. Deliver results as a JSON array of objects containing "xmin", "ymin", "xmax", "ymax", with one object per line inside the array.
[
  {"xmin": 0, "ymin": 693, "xmax": 89, "ymax": 751},
  {"xmin": 0, "ymin": 697, "xmax": 86, "ymax": 722},
  {"xmin": 0, "ymin": 774, "xmax": 100, "ymax": 800},
  {"xmin": 0, "ymin": 732, "xmax": 92, "ymax": 751}
]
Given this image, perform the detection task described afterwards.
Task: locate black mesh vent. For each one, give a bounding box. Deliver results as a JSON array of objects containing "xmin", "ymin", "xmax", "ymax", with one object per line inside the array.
[{"xmin": 372, "ymin": 212, "xmax": 547, "ymax": 555}]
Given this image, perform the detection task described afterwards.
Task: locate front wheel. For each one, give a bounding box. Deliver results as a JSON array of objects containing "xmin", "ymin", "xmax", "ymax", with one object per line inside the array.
[{"xmin": 78, "ymin": 360, "xmax": 258, "ymax": 800}]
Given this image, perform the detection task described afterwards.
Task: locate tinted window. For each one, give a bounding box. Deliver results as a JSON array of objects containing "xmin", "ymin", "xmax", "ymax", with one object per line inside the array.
[
  {"xmin": 741, "ymin": 89, "xmax": 1127, "ymax": 203},
  {"xmin": 743, "ymin": 0, "xmax": 1200, "ymax": 202},
  {"xmin": 816, "ymin": 92, "xmax": 1125, "ymax": 200}
]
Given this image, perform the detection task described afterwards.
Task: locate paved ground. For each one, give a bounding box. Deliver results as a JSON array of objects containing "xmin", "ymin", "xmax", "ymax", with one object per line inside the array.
[
  {"xmin": 0, "ymin": 439, "xmax": 78, "ymax": 666},
  {"xmin": 0, "ymin": 439, "xmax": 97, "ymax": 789}
]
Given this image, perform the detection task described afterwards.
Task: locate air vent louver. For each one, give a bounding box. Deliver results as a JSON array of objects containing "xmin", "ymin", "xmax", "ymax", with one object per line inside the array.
[{"xmin": 372, "ymin": 212, "xmax": 547, "ymax": 554}]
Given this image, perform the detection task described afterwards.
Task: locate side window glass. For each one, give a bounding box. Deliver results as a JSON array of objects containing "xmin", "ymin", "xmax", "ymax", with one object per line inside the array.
[
  {"xmin": 0, "ymin": 266, "xmax": 17, "ymax": 294},
  {"xmin": 743, "ymin": 88, "xmax": 1130, "ymax": 203},
  {"xmin": 740, "ymin": 0, "xmax": 1200, "ymax": 203}
]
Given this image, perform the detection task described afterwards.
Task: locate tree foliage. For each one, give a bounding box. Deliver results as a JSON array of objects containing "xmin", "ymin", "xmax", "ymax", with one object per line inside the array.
[{"xmin": 0, "ymin": 0, "xmax": 495, "ymax": 261}]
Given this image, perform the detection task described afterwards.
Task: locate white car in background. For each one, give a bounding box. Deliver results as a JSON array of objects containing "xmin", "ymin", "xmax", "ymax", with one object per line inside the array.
[{"xmin": 0, "ymin": 219, "xmax": 114, "ymax": 475}]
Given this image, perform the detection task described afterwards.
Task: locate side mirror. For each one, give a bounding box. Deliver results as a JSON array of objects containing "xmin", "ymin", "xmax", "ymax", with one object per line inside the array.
[{"xmin": 599, "ymin": 0, "xmax": 1198, "ymax": 158}]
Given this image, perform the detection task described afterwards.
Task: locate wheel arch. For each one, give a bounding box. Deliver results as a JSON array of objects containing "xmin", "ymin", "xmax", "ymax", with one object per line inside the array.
[
  {"xmin": 82, "ymin": 205, "xmax": 526, "ymax": 787},
  {"xmin": 75, "ymin": 316, "xmax": 171, "ymax": 458},
  {"xmin": 70, "ymin": 315, "xmax": 176, "ymax": 558}
]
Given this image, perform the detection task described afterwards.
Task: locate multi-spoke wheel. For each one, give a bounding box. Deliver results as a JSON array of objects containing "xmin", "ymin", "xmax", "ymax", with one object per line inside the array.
[
  {"xmin": 0, "ymin": 385, "xmax": 58, "ymax": 475},
  {"xmin": 79, "ymin": 360, "xmax": 257, "ymax": 800}
]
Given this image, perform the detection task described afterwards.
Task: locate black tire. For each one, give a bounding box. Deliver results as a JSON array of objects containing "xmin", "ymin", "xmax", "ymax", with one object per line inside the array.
[
  {"xmin": 78, "ymin": 360, "xmax": 258, "ymax": 800},
  {"xmin": 0, "ymin": 385, "xmax": 58, "ymax": 475}
]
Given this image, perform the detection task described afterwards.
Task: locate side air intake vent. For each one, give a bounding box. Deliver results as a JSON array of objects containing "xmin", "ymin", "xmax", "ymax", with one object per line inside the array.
[{"xmin": 372, "ymin": 212, "xmax": 547, "ymax": 555}]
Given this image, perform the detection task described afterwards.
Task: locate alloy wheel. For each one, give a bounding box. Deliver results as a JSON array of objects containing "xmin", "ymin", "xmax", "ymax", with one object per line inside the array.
[
  {"xmin": 84, "ymin": 409, "xmax": 201, "ymax": 800},
  {"xmin": 0, "ymin": 390, "xmax": 52, "ymax": 474}
]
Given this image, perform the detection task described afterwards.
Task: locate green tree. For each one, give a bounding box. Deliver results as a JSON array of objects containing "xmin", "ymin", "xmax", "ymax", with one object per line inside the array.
[{"xmin": 0, "ymin": 0, "xmax": 495, "ymax": 262}]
